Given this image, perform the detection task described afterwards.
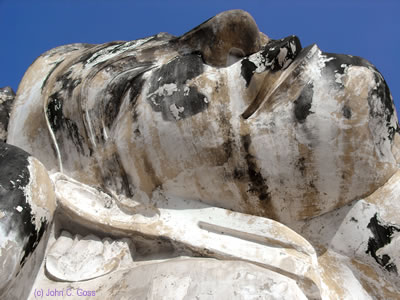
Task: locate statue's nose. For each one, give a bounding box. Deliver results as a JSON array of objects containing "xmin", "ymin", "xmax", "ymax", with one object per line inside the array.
[{"xmin": 177, "ymin": 9, "xmax": 264, "ymax": 67}]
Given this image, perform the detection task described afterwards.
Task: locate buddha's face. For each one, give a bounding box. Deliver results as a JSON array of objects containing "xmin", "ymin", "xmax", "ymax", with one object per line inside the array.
[{"xmin": 9, "ymin": 10, "xmax": 400, "ymax": 224}]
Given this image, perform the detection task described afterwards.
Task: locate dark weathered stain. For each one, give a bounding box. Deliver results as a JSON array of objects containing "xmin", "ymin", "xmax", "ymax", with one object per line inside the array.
[
  {"xmin": 129, "ymin": 74, "xmax": 147, "ymax": 105},
  {"xmin": 156, "ymin": 54, "xmax": 203, "ymax": 86},
  {"xmin": 217, "ymin": 108, "xmax": 234, "ymax": 164},
  {"xmin": 64, "ymin": 118, "xmax": 85, "ymax": 154},
  {"xmin": 388, "ymin": 125, "xmax": 400, "ymax": 143},
  {"xmin": 101, "ymin": 153, "xmax": 133, "ymax": 198},
  {"xmin": 366, "ymin": 213, "xmax": 400, "ymax": 274},
  {"xmin": 0, "ymin": 87, "xmax": 15, "ymax": 142},
  {"xmin": 222, "ymin": 140, "xmax": 233, "ymax": 161},
  {"xmin": 147, "ymin": 54, "xmax": 208, "ymax": 121},
  {"xmin": 46, "ymin": 93, "xmax": 64, "ymax": 132},
  {"xmin": 322, "ymin": 52, "xmax": 373, "ymax": 77},
  {"xmin": 321, "ymin": 52, "xmax": 374, "ymax": 91},
  {"xmin": 367, "ymin": 72, "xmax": 397, "ymax": 142},
  {"xmin": 0, "ymin": 143, "xmax": 48, "ymax": 268},
  {"xmin": 79, "ymin": 42, "xmax": 123, "ymax": 67},
  {"xmin": 241, "ymin": 134, "xmax": 271, "ymax": 202},
  {"xmin": 368, "ymin": 73, "xmax": 394, "ymax": 120},
  {"xmin": 41, "ymin": 60, "xmax": 64, "ymax": 90},
  {"xmin": 56, "ymin": 70, "xmax": 81, "ymax": 97},
  {"xmin": 103, "ymin": 74, "xmax": 132, "ymax": 130},
  {"xmin": 296, "ymin": 157, "xmax": 306, "ymax": 176},
  {"xmin": 129, "ymin": 74, "xmax": 147, "ymax": 137},
  {"xmin": 342, "ymin": 105, "xmax": 352, "ymax": 119},
  {"xmin": 240, "ymin": 58, "xmax": 257, "ymax": 87},
  {"xmin": 233, "ymin": 168, "xmax": 245, "ymax": 180},
  {"xmin": 46, "ymin": 93, "xmax": 85, "ymax": 155},
  {"xmin": 294, "ymin": 82, "xmax": 314, "ymax": 123}
]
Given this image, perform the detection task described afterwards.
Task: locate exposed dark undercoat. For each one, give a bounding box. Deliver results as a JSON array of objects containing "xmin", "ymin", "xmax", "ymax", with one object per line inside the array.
[
  {"xmin": 366, "ymin": 213, "xmax": 400, "ymax": 274},
  {"xmin": 241, "ymin": 134, "xmax": 271, "ymax": 203},
  {"xmin": 293, "ymin": 82, "xmax": 314, "ymax": 124},
  {"xmin": 0, "ymin": 143, "xmax": 47, "ymax": 268},
  {"xmin": 240, "ymin": 35, "xmax": 302, "ymax": 87},
  {"xmin": 0, "ymin": 87, "xmax": 15, "ymax": 142},
  {"xmin": 147, "ymin": 54, "xmax": 208, "ymax": 121}
]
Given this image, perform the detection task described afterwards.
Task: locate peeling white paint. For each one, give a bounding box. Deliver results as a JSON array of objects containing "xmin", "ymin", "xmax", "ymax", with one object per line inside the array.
[
  {"xmin": 169, "ymin": 104, "xmax": 184, "ymax": 120},
  {"xmin": 23, "ymin": 157, "xmax": 55, "ymax": 230},
  {"xmin": 147, "ymin": 83, "xmax": 178, "ymax": 98}
]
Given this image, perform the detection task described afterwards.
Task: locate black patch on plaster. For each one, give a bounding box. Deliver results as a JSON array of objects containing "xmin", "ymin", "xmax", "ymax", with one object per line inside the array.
[
  {"xmin": 294, "ymin": 82, "xmax": 314, "ymax": 123},
  {"xmin": 129, "ymin": 74, "xmax": 147, "ymax": 105},
  {"xmin": 0, "ymin": 87, "xmax": 15, "ymax": 142},
  {"xmin": 366, "ymin": 213, "xmax": 400, "ymax": 274},
  {"xmin": 240, "ymin": 59, "xmax": 257, "ymax": 87},
  {"xmin": 46, "ymin": 93, "xmax": 64, "ymax": 132},
  {"xmin": 368, "ymin": 72, "xmax": 397, "ymax": 142},
  {"xmin": 241, "ymin": 134, "xmax": 271, "ymax": 202},
  {"xmin": 296, "ymin": 157, "xmax": 306, "ymax": 176},
  {"xmin": 41, "ymin": 60, "xmax": 64, "ymax": 91},
  {"xmin": 147, "ymin": 54, "xmax": 208, "ymax": 121},
  {"xmin": 233, "ymin": 168, "xmax": 246, "ymax": 180},
  {"xmin": 216, "ymin": 109, "xmax": 235, "ymax": 164},
  {"xmin": 46, "ymin": 93, "xmax": 85, "ymax": 154},
  {"xmin": 56, "ymin": 70, "xmax": 82, "ymax": 97},
  {"xmin": 79, "ymin": 42, "xmax": 123, "ymax": 67},
  {"xmin": 240, "ymin": 35, "xmax": 302, "ymax": 87},
  {"xmin": 322, "ymin": 52, "xmax": 373, "ymax": 78},
  {"xmin": 261, "ymin": 35, "xmax": 302, "ymax": 71},
  {"xmin": 342, "ymin": 105, "xmax": 352, "ymax": 119},
  {"xmin": 129, "ymin": 74, "xmax": 147, "ymax": 134},
  {"xmin": 0, "ymin": 143, "xmax": 48, "ymax": 268}
]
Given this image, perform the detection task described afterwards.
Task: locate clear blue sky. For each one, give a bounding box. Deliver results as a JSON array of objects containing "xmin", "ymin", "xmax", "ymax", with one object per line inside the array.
[{"xmin": 1, "ymin": 0, "xmax": 399, "ymax": 113}]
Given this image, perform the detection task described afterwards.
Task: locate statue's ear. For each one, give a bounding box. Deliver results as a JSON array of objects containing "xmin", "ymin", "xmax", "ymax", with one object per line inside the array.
[{"xmin": 177, "ymin": 10, "xmax": 263, "ymax": 67}]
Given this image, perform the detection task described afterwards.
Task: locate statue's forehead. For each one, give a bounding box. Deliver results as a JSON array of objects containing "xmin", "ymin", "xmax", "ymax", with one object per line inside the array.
[{"xmin": 87, "ymin": 33, "xmax": 180, "ymax": 66}]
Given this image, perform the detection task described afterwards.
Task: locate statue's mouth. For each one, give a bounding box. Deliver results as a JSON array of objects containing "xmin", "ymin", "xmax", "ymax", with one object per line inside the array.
[
  {"xmin": 241, "ymin": 38, "xmax": 317, "ymax": 119},
  {"xmin": 256, "ymin": 35, "xmax": 303, "ymax": 72}
]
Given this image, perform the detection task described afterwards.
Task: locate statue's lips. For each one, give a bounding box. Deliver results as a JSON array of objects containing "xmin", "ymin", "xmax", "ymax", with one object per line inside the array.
[{"xmin": 242, "ymin": 43, "xmax": 318, "ymax": 119}]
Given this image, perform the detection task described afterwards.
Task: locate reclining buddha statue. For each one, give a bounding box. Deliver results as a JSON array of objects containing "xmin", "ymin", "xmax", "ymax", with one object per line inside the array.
[{"xmin": 1, "ymin": 10, "xmax": 400, "ymax": 299}]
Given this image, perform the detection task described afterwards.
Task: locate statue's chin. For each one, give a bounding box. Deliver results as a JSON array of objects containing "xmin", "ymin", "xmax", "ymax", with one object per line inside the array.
[{"xmin": 241, "ymin": 43, "xmax": 400, "ymax": 222}]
